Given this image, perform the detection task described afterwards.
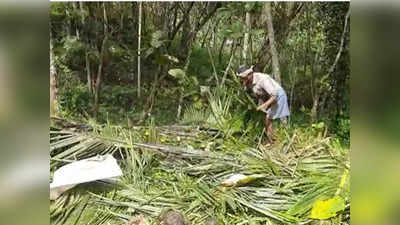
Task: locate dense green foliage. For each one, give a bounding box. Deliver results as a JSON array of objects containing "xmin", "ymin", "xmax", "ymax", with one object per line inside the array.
[
  {"xmin": 50, "ymin": 2, "xmax": 349, "ymax": 138},
  {"xmin": 50, "ymin": 2, "xmax": 350, "ymax": 225}
]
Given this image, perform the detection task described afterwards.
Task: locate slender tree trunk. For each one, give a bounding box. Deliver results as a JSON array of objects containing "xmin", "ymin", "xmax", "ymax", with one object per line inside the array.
[
  {"xmin": 176, "ymin": 90, "xmax": 184, "ymax": 120},
  {"xmin": 311, "ymin": 91, "xmax": 320, "ymax": 123},
  {"xmin": 65, "ymin": 7, "xmax": 72, "ymax": 37},
  {"xmin": 249, "ymin": 33, "xmax": 253, "ymax": 64},
  {"xmin": 179, "ymin": 17, "xmax": 191, "ymax": 59},
  {"xmin": 319, "ymin": 90, "xmax": 329, "ymax": 117},
  {"xmin": 120, "ymin": 3, "xmax": 124, "ymax": 30},
  {"xmin": 50, "ymin": 32, "xmax": 57, "ymax": 117},
  {"xmin": 79, "ymin": 2, "xmax": 92, "ymax": 95},
  {"xmin": 94, "ymin": 3, "xmax": 108, "ymax": 118},
  {"xmin": 85, "ymin": 53, "xmax": 91, "ymax": 95},
  {"xmin": 72, "ymin": 2, "xmax": 80, "ymax": 38},
  {"xmin": 290, "ymin": 68, "xmax": 296, "ymax": 115},
  {"xmin": 137, "ymin": 2, "xmax": 142, "ymax": 97},
  {"xmin": 310, "ymin": 47, "xmax": 323, "ymax": 122},
  {"xmin": 94, "ymin": 38, "xmax": 106, "ymax": 119},
  {"xmin": 264, "ymin": 2, "xmax": 281, "ymax": 84},
  {"xmin": 327, "ymin": 8, "xmax": 350, "ymax": 75},
  {"xmin": 243, "ymin": 11, "xmax": 251, "ymax": 63}
]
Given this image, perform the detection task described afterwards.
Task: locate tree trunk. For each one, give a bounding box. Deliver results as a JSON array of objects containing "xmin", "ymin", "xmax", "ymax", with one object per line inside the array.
[
  {"xmin": 179, "ymin": 16, "xmax": 192, "ymax": 59},
  {"xmin": 72, "ymin": 2, "xmax": 80, "ymax": 38},
  {"xmin": 264, "ymin": 2, "xmax": 281, "ymax": 84},
  {"xmin": 311, "ymin": 90, "xmax": 320, "ymax": 123},
  {"xmin": 65, "ymin": 7, "xmax": 72, "ymax": 37},
  {"xmin": 50, "ymin": 32, "xmax": 57, "ymax": 117},
  {"xmin": 137, "ymin": 2, "xmax": 142, "ymax": 97},
  {"xmin": 79, "ymin": 2, "xmax": 92, "ymax": 95},
  {"xmin": 289, "ymin": 68, "xmax": 296, "ymax": 114},
  {"xmin": 94, "ymin": 3, "xmax": 108, "ymax": 119},
  {"xmin": 249, "ymin": 33, "xmax": 253, "ymax": 64},
  {"xmin": 85, "ymin": 53, "xmax": 92, "ymax": 95},
  {"xmin": 256, "ymin": 3, "xmax": 303, "ymax": 74},
  {"xmin": 94, "ymin": 37, "xmax": 107, "ymax": 119},
  {"xmin": 176, "ymin": 89, "xmax": 184, "ymax": 120},
  {"xmin": 243, "ymin": 11, "xmax": 251, "ymax": 63}
]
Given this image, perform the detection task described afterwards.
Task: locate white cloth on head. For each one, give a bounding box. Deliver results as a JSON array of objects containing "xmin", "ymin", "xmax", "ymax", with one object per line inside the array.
[{"xmin": 237, "ymin": 65, "xmax": 254, "ymax": 77}]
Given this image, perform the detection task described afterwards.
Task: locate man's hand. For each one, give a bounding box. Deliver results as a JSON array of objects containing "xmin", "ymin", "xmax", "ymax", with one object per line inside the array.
[
  {"xmin": 257, "ymin": 96, "xmax": 276, "ymax": 111},
  {"xmin": 257, "ymin": 103, "xmax": 268, "ymax": 111}
]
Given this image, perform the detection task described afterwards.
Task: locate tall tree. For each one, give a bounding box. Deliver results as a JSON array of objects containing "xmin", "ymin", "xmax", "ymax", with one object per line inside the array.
[
  {"xmin": 79, "ymin": 2, "xmax": 92, "ymax": 95},
  {"xmin": 137, "ymin": 2, "xmax": 142, "ymax": 97},
  {"xmin": 94, "ymin": 3, "xmax": 108, "ymax": 118},
  {"xmin": 256, "ymin": 3, "xmax": 303, "ymax": 73},
  {"xmin": 243, "ymin": 10, "xmax": 251, "ymax": 63},
  {"xmin": 50, "ymin": 29, "xmax": 57, "ymax": 117},
  {"xmin": 264, "ymin": 2, "xmax": 281, "ymax": 84}
]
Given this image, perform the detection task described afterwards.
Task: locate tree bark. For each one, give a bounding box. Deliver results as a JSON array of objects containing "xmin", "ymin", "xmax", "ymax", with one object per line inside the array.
[
  {"xmin": 79, "ymin": 2, "xmax": 92, "ymax": 95},
  {"xmin": 72, "ymin": 2, "xmax": 80, "ymax": 38},
  {"xmin": 85, "ymin": 53, "xmax": 92, "ymax": 95},
  {"xmin": 50, "ymin": 31, "xmax": 57, "ymax": 117},
  {"xmin": 311, "ymin": 91, "xmax": 320, "ymax": 123},
  {"xmin": 256, "ymin": 3, "xmax": 303, "ymax": 73},
  {"xmin": 243, "ymin": 11, "xmax": 251, "ymax": 63},
  {"xmin": 94, "ymin": 37, "xmax": 107, "ymax": 119},
  {"xmin": 327, "ymin": 8, "xmax": 350, "ymax": 75},
  {"xmin": 176, "ymin": 90, "xmax": 184, "ymax": 120},
  {"xmin": 94, "ymin": 3, "xmax": 108, "ymax": 118},
  {"xmin": 264, "ymin": 2, "xmax": 281, "ymax": 84},
  {"xmin": 65, "ymin": 7, "xmax": 72, "ymax": 37},
  {"xmin": 137, "ymin": 2, "xmax": 142, "ymax": 97}
]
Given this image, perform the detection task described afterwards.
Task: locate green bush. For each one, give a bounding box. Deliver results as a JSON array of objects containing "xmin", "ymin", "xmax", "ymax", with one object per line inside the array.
[
  {"xmin": 187, "ymin": 44, "xmax": 229, "ymax": 84},
  {"xmin": 58, "ymin": 84, "xmax": 90, "ymax": 117},
  {"xmin": 334, "ymin": 113, "xmax": 350, "ymax": 146}
]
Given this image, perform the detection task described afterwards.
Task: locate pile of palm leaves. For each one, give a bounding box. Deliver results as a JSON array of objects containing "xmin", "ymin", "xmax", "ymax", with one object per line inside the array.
[
  {"xmin": 50, "ymin": 85, "xmax": 348, "ymax": 225},
  {"xmin": 50, "ymin": 114, "xmax": 349, "ymax": 225}
]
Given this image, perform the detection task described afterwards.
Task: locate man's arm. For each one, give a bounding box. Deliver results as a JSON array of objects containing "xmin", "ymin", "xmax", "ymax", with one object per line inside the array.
[{"xmin": 257, "ymin": 95, "xmax": 276, "ymax": 111}]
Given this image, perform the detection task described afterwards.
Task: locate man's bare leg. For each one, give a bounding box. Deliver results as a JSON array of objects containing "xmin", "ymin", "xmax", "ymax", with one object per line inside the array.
[{"xmin": 264, "ymin": 115, "xmax": 275, "ymax": 143}]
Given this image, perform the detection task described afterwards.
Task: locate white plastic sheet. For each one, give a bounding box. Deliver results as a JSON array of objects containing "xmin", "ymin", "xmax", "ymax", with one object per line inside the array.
[
  {"xmin": 50, "ymin": 154, "xmax": 122, "ymax": 200},
  {"xmin": 220, "ymin": 174, "xmax": 264, "ymax": 187}
]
